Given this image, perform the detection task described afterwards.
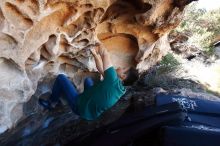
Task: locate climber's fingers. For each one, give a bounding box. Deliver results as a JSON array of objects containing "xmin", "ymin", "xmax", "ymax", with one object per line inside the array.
[
  {"xmin": 90, "ymin": 44, "xmax": 110, "ymax": 63},
  {"xmin": 97, "ymin": 44, "xmax": 110, "ymax": 57},
  {"xmin": 90, "ymin": 47, "xmax": 97, "ymax": 56},
  {"xmin": 89, "ymin": 43, "xmax": 100, "ymax": 55}
]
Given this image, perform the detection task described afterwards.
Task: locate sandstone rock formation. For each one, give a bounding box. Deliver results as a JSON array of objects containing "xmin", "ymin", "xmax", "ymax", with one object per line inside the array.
[
  {"xmin": 1, "ymin": 86, "xmax": 219, "ymax": 146},
  {"xmin": 0, "ymin": 0, "xmax": 194, "ymax": 133}
]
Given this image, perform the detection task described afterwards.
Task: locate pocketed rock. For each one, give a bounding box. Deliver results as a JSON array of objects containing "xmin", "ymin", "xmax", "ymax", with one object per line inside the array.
[{"xmin": 0, "ymin": 0, "xmax": 194, "ymax": 133}]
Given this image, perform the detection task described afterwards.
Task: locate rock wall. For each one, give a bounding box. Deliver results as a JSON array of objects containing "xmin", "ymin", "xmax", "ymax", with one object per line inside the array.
[{"xmin": 0, "ymin": 0, "xmax": 193, "ymax": 133}]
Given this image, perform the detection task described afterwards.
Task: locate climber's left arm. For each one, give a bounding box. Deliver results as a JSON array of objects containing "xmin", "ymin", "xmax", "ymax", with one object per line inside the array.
[{"xmin": 90, "ymin": 47, "xmax": 104, "ymax": 77}]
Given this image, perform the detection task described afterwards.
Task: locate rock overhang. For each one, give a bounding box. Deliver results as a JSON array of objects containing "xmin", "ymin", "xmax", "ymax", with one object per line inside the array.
[{"xmin": 0, "ymin": 0, "xmax": 194, "ymax": 133}]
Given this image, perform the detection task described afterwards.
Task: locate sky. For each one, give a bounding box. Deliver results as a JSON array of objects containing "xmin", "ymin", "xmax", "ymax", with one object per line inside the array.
[{"xmin": 196, "ymin": 0, "xmax": 220, "ymax": 10}]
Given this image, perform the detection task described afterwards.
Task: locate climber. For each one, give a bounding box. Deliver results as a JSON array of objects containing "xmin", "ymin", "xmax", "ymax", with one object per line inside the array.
[{"xmin": 38, "ymin": 44, "xmax": 132, "ymax": 120}]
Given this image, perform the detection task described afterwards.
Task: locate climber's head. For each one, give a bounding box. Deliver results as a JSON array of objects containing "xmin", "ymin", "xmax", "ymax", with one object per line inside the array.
[
  {"xmin": 116, "ymin": 67, "xmax": 128, "ymax": 81},
  {"xmin": 116, "ymin": 67, "xmax": 139, "ymax": 86}
]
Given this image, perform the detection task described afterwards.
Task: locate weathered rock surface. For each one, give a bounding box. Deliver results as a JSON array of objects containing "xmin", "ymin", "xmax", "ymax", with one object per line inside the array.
[
  {"xmin": 0, "ymin": 86, "xmax": 154, "ymax": 146},
  {"xmin": 0, "ymin": 0, "xmax": 193, "ymax": 133},
  {"xmin": 0, "ymin": 85, "xmax": 219, "ymax": 146}
]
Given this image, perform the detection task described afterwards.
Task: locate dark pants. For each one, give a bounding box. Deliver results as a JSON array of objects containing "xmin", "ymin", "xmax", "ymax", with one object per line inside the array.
[{"xmin": 49, "ymin": 74, "xmax": 94, "ymax": 113}]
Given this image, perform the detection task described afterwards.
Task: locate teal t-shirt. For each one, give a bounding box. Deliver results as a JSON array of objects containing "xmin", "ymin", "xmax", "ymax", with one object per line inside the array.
[{"xmin": 76, "ymin": 67, "xmax": 126, "ymax": 120}]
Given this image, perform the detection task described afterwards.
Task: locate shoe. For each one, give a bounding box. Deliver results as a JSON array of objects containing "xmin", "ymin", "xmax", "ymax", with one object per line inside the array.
[
  {"xmin": 50, "ymin": 99, "xmax": 62, "ymax": 108},
  {"xmin": 38, "ymin": 98, "xmax": 52, "ymax": 110},
  {"xmin": 56, "ymin": 99, "xmax": 62, "ymax": 107}
]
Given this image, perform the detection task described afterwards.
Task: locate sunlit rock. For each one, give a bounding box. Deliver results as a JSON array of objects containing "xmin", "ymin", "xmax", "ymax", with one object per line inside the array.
[{"xmin": 0, "ymin": 0, "xmax": 193, "ymax": 133}]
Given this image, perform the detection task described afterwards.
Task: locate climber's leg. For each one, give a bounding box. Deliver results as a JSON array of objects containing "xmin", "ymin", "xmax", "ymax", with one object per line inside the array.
[
  {"xmin": 84, "ymin": 77, "xmax": 94, "ymax": 90},
  {"xmin": 39, "ymin": 74, "xmax": 79, "ymax": 112},
  {"xmin": 49, "ymin": 74, "xmax": 79, "ymax": 112},
  {"xmin": 49, "ymin": 74, "xmax": 78, "ymax": 102}
]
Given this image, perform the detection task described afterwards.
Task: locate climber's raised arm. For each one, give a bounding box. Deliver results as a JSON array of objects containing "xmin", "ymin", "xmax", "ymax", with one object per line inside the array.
[
  {"xmin": 90, "ymin": 46, "xmax": 104, "ymax": 77},
  {"xmin": 97, "ymin": 45, "xmax": 113, "ymax": 71}
]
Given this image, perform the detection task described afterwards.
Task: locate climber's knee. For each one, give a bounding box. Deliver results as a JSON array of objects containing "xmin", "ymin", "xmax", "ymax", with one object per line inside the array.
[
  {"xmin": 84, "ymin": 77, "xmax": 94, "ymax": 90},
  {"xmin": 57, "ymin": 74, "xmax": 68, "ymax": 81}
]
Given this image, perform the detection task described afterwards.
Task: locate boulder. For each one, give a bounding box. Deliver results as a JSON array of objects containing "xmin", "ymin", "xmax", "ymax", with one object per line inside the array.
[{"xmin": 0, "ymin": 0, "xmax": 194, "ymax": 133}]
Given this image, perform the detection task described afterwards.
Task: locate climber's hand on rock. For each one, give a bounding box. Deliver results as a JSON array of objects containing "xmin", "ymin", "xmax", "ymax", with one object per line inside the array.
[
  {"xmin": 97, "ymin": 46, "xmax": 106, "ymax": 56},
  {"xmin": 90, "ymin": 44, "xmax": 100, "ymax": 56},
  {"xmin": 90, "ymin": 44, "xmax": 104, "ymax": 76},
  {"xmin": 90, "ymin": 45, "xmax": 99, "ymax": 57},
  {"xmin": 90, "ymin": 47, "xmax": 97, "ymax": 56}
]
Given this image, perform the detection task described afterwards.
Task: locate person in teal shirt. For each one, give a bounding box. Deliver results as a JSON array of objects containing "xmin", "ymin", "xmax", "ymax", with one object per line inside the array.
[{"xmin": 39, "ymin": 44, "xmax": 129, "ymax": 120}]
